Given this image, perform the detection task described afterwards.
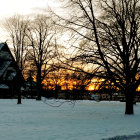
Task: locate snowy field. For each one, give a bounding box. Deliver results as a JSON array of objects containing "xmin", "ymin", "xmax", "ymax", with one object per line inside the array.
[{"xmin": 0, "ymin": 99, "xmax": 140, "ymax": 140}]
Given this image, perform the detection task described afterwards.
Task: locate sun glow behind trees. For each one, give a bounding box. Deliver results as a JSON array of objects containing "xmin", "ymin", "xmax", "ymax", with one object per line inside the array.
[
  {"xmin": 41, "ymin": 71, "xmax": 103, "ymax": 91},
  {"xmin": 42, "ymin": 73, "xmax": 140, "ymax": 92}
]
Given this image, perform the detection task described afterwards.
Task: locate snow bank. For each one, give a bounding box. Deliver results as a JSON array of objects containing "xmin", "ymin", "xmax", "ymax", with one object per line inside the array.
[{"xmin": 0, "ymin": 99, "xmax": 140, "ymax": 140}]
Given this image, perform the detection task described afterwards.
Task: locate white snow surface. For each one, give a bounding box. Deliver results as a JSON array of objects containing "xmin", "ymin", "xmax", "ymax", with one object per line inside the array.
[{"xmin": 0, "ymin": 99, "xmax": 140, "ymax": 140}]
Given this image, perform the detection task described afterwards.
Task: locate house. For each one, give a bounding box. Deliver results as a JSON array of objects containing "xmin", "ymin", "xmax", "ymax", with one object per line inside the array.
[{"xmin": 0, "ymin": 43, "xmax": 24, "ymax": 98}]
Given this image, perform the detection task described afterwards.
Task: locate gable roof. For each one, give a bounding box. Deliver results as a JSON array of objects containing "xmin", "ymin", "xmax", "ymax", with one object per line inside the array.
[
  {"xmin": 0, "ymin": 43, "xmax": 5, "ymax": 51},
  {"xmin": 0, "ymin": 84, "xmax": 9, "ymax": 89},
  {"xmin": 0, "ymin": 43, "xmax": 13, "ymax": 78},
  {"xmin": 0, "ymin": 43, "xmax": 19, "ymax": 81},
  {"xmin": 0, "ymin": 43, "xmax": 24, "ymax": 90},
  {"xmin": 0, "ymin": 61, "xmax": 12, "ymax": 77}
]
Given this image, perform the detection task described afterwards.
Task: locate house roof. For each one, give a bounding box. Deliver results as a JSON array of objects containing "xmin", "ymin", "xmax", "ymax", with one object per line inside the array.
[
  {"xmin": 0, "ymin": 43, "xmax": 24, "ymax": 93},
  {"xmin": 0, "ymin": 43, "xmax": 16, "ymax": 80},
  {"xmin": 0, "ymin": 84, "xmax": 9, "ymax": 89},
  {"xmin": 0, "ymin": 43, "xmax": 5, "ymax": 51},
  {"xmin": 0, "ymin": 61, "xmax": 12, "ymax": 77}
]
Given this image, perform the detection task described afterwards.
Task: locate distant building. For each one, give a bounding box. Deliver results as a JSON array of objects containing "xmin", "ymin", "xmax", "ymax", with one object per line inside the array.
[{"xmin": 0, "ymin": 43, "xmax": 24, "ymax": 98}]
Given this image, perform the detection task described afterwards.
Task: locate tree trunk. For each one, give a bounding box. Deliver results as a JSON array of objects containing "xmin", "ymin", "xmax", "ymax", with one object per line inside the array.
[
  {"xmin": 36, "ymin": 82, "xmax": 42, "ymax": 100},
  {"xmin": 17, "ymin": 92, "xmax": 21, "ymax": 104},
  {"xmin": 17, "ymin": 85, "xmax": 21, "ymax": 104},
  {"xmin": 36, "ymin": 67, "xmax": 42, "ymax": 100},
  {"xmin": 36, "ymin": 90, "xmax": 41, "ymax": 100},
  {"xmin": 125, "ymin": 97, "xmax": 133, "ymax": 114},
  {"xmin": 109, "ymin": 93, "xmax": 112, "ymax": 101},
  {"xmin": 125, "ymin": 89, "xmax": 134, "ymax": 115}
]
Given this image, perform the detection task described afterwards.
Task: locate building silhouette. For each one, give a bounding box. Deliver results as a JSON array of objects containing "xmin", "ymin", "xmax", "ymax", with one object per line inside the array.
[{"xmin": 0, "ymin": 43, "xmax": 23, "ymax": 98}]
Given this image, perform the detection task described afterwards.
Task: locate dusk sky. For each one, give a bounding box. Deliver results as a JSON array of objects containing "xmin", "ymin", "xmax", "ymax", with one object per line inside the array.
[
  {"xmin": 0, "ymin": 0, "xmax": 64, "ymax": 42},
  {"xmin": 0, "ymin": 0, "xmax": 59, "ymax": 18}
]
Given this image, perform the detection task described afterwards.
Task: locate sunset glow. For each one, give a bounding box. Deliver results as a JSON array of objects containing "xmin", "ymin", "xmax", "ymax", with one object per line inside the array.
[{"xmin": 88, "ymin": 85, "xmax": 95, "ymax": 91}]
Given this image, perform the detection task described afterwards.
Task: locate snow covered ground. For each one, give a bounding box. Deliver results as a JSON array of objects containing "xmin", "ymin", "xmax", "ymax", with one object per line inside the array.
[{"xmin": 0, "ymin": 99, "xmax": 140, "ymax": 140}]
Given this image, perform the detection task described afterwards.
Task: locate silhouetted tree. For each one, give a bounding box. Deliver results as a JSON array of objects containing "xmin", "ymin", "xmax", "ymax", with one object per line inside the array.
[
  {"xmin": 71, "ymin": 72, "xmax": 90, "ymax": 90},
  {"xmin": 4, "ymin": 15, "xmax": 29, "ymax": 104},
  {"xmin": 26, "ymin": 15, "xmax": 58, "ymax": 100},
  {"xmin": 4, "ymin": 15, "xmax": 29, "ymax": 73},
  {"xmin": 56, "ymin": 0, "xmax": 140, "ymax": 114}
]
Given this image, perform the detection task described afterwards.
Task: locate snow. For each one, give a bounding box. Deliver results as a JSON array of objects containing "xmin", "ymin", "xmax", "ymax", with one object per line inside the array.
[
  {"xmin": 0, "ymin": 99, "xmax": 140, "ymax": 140},
  {"xmin": 0, "ymin": 84, "xmax": 9, "ymax": 89}
]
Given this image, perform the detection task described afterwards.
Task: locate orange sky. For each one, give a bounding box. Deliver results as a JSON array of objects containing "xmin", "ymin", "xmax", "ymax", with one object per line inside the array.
[{"xmin": 42, "ymin": 77, "xmax": 140, "ymax": 92}]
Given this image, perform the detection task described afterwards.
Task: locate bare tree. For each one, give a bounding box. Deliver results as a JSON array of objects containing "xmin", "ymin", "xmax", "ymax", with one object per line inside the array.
[
  {"xmin": 55, "ymin": 0, "xmax": 140, "ymax": 114},
  {"xmin": 4, "ymin": 15, "xmax": 29, "ymax": 73},
  {"xmin": 4, "ymin": 15, "xmax": 30, "ymax": 104},
  {"xmin": 71, "ymin": 72, "xmax": 91, "ymax": 91},
  {"xmin": 26, "ymin": 15, "xmax": 58, "ymax": 100}
]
